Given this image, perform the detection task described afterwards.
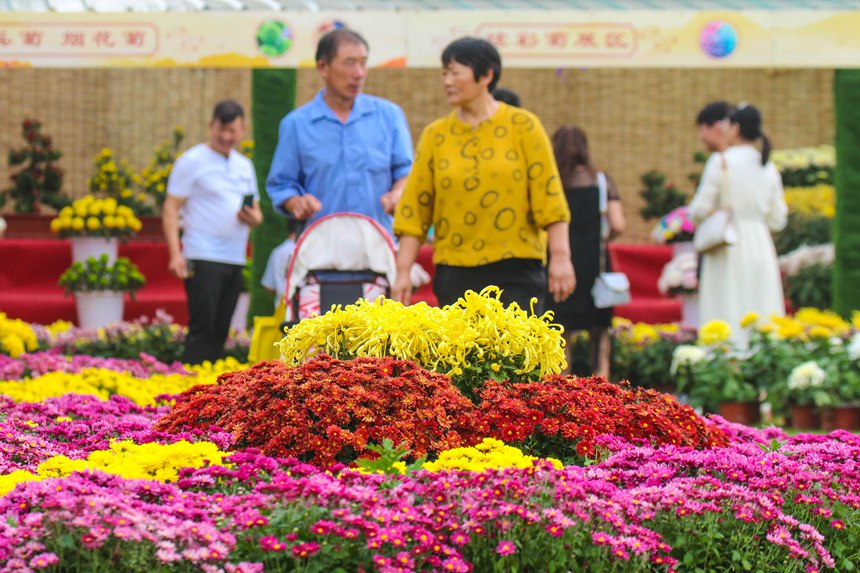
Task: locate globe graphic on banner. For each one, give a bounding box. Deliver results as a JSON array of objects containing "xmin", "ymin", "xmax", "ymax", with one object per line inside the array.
[
  {"xmin": 257, "ymin": 20, "xmax": 293, "ymax": 57},
  {"xmin": 699, "ymin": 21, "xmax": 738, "ymax": 59}
]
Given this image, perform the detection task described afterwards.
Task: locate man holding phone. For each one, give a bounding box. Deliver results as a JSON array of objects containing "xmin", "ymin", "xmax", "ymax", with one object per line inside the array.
[{"xmin": 162, "ymin": 99, "xmax": 263, "ymax": 364}]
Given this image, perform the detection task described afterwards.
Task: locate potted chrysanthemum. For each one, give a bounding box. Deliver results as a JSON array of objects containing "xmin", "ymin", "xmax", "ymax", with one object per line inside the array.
[
  {"xmin": 58, "ymin": 255, "xmax": 145, "ymax": 329},
  {"xmin": 50, "ymin": 195, "xmax": 143, "ymax": 264}
]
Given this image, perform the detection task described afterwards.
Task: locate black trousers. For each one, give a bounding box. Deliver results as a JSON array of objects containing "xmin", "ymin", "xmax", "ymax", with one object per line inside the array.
[
  {"xmin": 183, "ymin": 259, "xmax": 244, "ymax": 365},
  {"xmin": 433, "ymin": 258, "xmax": 547, "ymax": 314}
]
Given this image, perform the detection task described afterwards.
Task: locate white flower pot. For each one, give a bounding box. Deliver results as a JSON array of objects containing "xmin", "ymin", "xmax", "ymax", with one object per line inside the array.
[
  {"xmin": 74, "ymin": 291, "xmax": 124, "ymax": 329},
  {"xmin": 71, "ymin": 237, "xmax": 118, "ymax": 264}
]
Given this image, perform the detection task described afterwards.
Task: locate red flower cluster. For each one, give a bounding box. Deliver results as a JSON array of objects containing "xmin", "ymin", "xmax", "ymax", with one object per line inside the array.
[
  {"xmin": 476, "ymin": 375, "xmax": 729, "ymax": 461},
  {"xmin": 155, "ymin": 355, "xmax": 479, "ymax": 466}
]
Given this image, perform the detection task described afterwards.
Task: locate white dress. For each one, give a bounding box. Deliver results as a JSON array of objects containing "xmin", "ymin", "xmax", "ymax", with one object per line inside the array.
[{"xmin": 689, "ymin": 145, "xmax": 788, "ymax": 347}]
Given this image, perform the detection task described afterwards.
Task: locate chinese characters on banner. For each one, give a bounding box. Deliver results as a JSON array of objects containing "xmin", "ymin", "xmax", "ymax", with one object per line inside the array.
[
  {"xmin": 0, "ymin": 23, "xmax": 157, "ymax": 57},
  {"xmin": 477, "ymin": 24, "xmax": 636, "ymax": 59}
]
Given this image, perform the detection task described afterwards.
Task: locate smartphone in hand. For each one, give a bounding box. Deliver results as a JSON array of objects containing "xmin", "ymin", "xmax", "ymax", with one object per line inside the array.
[{"xmin": 242, "ymin": 193, "xmax": 255, "ymax": 209}]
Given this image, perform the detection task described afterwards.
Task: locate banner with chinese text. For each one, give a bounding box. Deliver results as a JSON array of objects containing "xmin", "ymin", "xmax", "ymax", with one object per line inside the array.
[{"xmin": 1, "ymin": 10, "xmax": 859, "ymax": 68}]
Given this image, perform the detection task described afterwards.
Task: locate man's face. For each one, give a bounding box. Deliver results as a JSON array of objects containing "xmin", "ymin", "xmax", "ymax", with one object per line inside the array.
[
  {"xmin": 208, "ymin": 117, "xmax": 244, "ymax": 156},
  {"xmin": 698, "ymin": 119, "xmax": 729, "ymax": 152},
  {"xmin": 318, "ymin": 40, "xmax": 368, "ymax": 103}
]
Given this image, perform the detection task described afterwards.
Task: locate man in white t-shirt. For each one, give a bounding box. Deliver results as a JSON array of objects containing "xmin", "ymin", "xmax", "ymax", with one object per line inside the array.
[{"xmin": 162, "ymin": 99, "xmax": 263, "ymax": 364}]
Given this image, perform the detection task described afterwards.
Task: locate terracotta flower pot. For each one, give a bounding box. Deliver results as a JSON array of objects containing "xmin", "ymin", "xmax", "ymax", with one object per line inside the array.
[
  {"xmin": 789, "ymin": 404, "xmax": 820, "ymax": 430},
  {"xmin": 831, "ymin": 405, "xmax": 860, "ymax": 431},
  {"xmin": 718, "ymin": 401, "xmax": 761, "ymax": 426}
]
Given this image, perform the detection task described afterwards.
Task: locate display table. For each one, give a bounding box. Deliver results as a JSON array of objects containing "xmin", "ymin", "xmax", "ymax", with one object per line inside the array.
[
  {"xmin": 0, "ymin": 238, "xmax": 187, "ymax": 326},
  {"xmin": 0, "ymin": 239, "xmax": 680, "ymax": 327}
]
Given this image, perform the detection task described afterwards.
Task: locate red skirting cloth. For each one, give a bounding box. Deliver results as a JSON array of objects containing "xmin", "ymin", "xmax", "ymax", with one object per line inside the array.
[
  {"xmin": 0, "ymin": 238, "xmax": 188, "ymax": 326},
  {"xmin": 0, "ymin": 240, "xmax": 679, "ymax": 327}
]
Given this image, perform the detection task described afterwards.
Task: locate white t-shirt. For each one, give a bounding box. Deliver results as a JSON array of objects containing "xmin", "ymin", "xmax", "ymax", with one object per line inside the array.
[
  {"xmin": 167, "ymin": 143, "xmax": 258, "ymax": 265},
  {"xmin": 261, "ymin": 237, "xmax": 296, "ymax": 307}
]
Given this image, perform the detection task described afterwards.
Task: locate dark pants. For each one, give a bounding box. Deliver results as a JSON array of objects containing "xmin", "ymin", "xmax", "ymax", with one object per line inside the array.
[
  {"xmin": 183, "ymin": 259, "xmax": 244, "ymax": 365},
  {"xmin": 433, "ymin": 258, "xmax": 547, "ymax": 314}
]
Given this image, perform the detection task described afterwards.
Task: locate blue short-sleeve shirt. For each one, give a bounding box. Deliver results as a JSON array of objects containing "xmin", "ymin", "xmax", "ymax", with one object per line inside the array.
[{"xmin": 265, "ymin": 91, "xmax": 413, "ymax": 236}]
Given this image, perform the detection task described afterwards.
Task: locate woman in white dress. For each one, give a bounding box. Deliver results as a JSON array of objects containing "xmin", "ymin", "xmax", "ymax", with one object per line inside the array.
[{"xmin": 689, "ymin": 104, "xmax": 788, "ymax": 347}]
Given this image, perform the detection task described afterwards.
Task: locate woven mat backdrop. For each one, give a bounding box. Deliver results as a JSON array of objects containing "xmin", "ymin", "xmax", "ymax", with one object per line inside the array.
[
  {"xmin": 3, "ymin": 67, "xmax": 832, "ymax": 242},
  {"xmin": 0, "ymin": 68, "xmax": 251, "ymax": 213}
]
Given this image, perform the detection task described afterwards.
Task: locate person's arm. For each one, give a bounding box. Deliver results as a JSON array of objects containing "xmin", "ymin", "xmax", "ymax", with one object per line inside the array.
[
  {"xmin": 688, "ymin": 153, "xmax": 723, "ymax": 224},
  {"xmin": 765, "ymin": 163, "xmax": 789, "ymax": 232},
  {"xmin": 266, "ymin": 115, "xmax": 318, "ymax": 219},
  {"xmin": 380, "ymin": 176, "xmax": 407, "ymax": 215},
  {"xmin": 391, "ymin": 234, "xmax": 422, "ymax": 304},
  {"xmin": 238, "ymin": 166, "xmax": 264, "ymax": 228},
  {"xmin": 605, "ymin": 175, "xmax": 626, "ymax": 240},
  {"xmin": 546, "ymin": 221, "xmax": 576, "ymax": 304},
  {"xmin": 162, "ymin": 194, "xmax": 188, "ymax": 279},
  {"xmin": 380, "ymin": 104, "xmax": 414, "ymax": 215}
]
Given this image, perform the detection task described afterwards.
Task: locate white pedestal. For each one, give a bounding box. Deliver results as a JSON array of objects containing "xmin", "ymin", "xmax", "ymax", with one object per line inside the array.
[{"xmin": 75, "ymin": 291, "xmax": 124, "ymax": 329}]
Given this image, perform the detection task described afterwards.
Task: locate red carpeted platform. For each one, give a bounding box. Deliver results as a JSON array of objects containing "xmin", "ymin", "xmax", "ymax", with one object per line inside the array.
[
  {"xmin": 0, "ymin": 239, "xmax": 680, "ymax": 327},
  {"xmin": 0, "ymin": 238, "xmax": 188, "ymax": 326}
]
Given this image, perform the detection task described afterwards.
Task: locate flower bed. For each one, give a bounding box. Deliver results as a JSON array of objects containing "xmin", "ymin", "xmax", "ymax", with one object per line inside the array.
[{"xmin": 2, "ymin": 290, "xmax": 860, "ymax": 572}]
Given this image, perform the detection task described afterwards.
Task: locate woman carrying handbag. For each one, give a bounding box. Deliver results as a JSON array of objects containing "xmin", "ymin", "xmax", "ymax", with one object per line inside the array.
[
  {"xmin": 688, "ymin": 103, "xmax": 788, "ymax": 348},
  {"xmin": 546, "ymin": 125, "xmax": 625, "ymax": 378}
]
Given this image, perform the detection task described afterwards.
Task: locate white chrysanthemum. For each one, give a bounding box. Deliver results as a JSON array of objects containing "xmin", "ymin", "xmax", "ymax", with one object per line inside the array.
[
  {"xmin": 671, "ymin": 345, "xmax": 707, "ymax": 373},
  {"xmin": 787, "ymin": 361, "xmax": 826, "ymax": 391}
]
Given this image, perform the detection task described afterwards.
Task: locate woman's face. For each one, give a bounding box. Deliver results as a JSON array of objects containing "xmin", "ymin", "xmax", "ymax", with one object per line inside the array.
[{"xmin": 441, "ymin": 59, "xmax": 490, "ymax": 107}]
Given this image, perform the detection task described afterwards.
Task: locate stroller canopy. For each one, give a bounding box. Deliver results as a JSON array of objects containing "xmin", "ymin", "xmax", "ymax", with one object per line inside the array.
[{"xmin": 283, "ymin": 212, "xmax": 397, "ymax": 303}]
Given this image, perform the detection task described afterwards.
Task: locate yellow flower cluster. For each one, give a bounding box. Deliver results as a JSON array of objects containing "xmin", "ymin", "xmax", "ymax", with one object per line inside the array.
[
  {"xmin": 611, "ymin": 317, "xmax": 681, "ymax": 345},
  {"xmin": 50, "ymin": 196, "xmax": 142, "ymax": 238},
  {"xmin": 278, "ymin": 287, "xmax": 566, "ymax": 378},
  {"xmin": 421, "ymin": 438, "xmax": 563, "ymax": 472},
  {"xmin": 0, "ymin": 313, "xmax": 38, "ymax": 358},
  {"xmin": 784, "ymin": 184, "xmax": 835, "ymax": 219},
  {"xmin": 697, "ymin": 320, "xmax": 732, "ymax": 346},
  {"xmin": 755, "ymin": 308, "xmax": 852, "ymax": 340},
  {"xmin": 770, "ymin": 145, "xmax": 835, "ymax": 173},
  {"xmin": 0, "ymin": 440, "xmax": 229, "ymax": 496},
  {"xmin": 0, "ymin": 358, "xmax": 244, "ymax": 406}
]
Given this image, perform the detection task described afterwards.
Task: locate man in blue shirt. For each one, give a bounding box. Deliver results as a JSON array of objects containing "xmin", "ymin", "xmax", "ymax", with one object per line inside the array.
[{"xmin": 266, "ymin": 28, "xmax": 414, "ymax": 237}]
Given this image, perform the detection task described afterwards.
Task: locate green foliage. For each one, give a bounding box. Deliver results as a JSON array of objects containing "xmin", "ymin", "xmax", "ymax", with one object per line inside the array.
[
  {"xmin": 774, "ymin": 212, "xmax": 832, "ymax": 256},
  {"xmin": 354, "ymin": 439, "xmax": 426, "ymax": 478},
  {"xmin": 638, "ymin": 170, "xmax": 688, "ymax": 220},
  {"xmin": 834, "ymin": 69, "xmax": 860, "ymax": 316},
  {"xmin": 249, "ymin": 68, "xmax": 298, "ymax": 328},
  {"xmin": 784, "ymin": 262, "xmax": 832, "ymax": 310},
  {"xmin": 57, "ymin": 255, "xmax": 146, "ymax": 299},
  {"xmin": 3, "ymin": 119, "xmax": 71, "ymax": 213},
  {"xmin": 611, "ymin": 335, "xmax": 681, "ymax": 390}
]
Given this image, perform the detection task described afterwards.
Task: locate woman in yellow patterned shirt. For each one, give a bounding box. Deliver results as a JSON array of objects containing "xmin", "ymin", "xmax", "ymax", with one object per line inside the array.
[{"xmin": 391, "ymin": 37, "xmax": 575, "ymax": 313}]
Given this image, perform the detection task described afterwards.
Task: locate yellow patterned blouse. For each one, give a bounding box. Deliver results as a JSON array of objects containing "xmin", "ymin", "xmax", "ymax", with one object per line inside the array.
[{"xmin": 394, "ymin": 103, "xmax": 570, "ymax": 267}]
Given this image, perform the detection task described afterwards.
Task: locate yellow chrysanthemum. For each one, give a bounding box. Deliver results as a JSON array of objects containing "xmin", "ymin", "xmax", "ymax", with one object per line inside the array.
[{"xmin": 697, "ymin": 320, "xmax": 732, "ymax": 346}]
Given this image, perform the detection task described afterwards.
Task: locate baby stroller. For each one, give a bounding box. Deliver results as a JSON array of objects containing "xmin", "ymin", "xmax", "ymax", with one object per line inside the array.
[
  {"xmin": 249, "ymin": 212, "xmax": 396, "ymax": 362},
  {"xmin": 283, "ymin": 212, "xmax": 397, "ymax": 323}
]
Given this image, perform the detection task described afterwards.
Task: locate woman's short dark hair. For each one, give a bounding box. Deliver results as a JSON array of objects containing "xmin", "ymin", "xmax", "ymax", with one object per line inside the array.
[
  {"xmin": 696, "ymin": 101, "xmax": 733, "ymax": 126},
  {"xmin": 441, "ymin": 37, "xmax": 502, "ymax": 92},
  {"xmin": 731, "ymin": 103, "xmax": 772, "ymax": 165},
  {"xmin": 316, "ymin": 28, "xmax": 369, "ymax": 64},
  {"xmin": 212, "ymin": 99, "xmax": 244, "ymax": 124}
]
